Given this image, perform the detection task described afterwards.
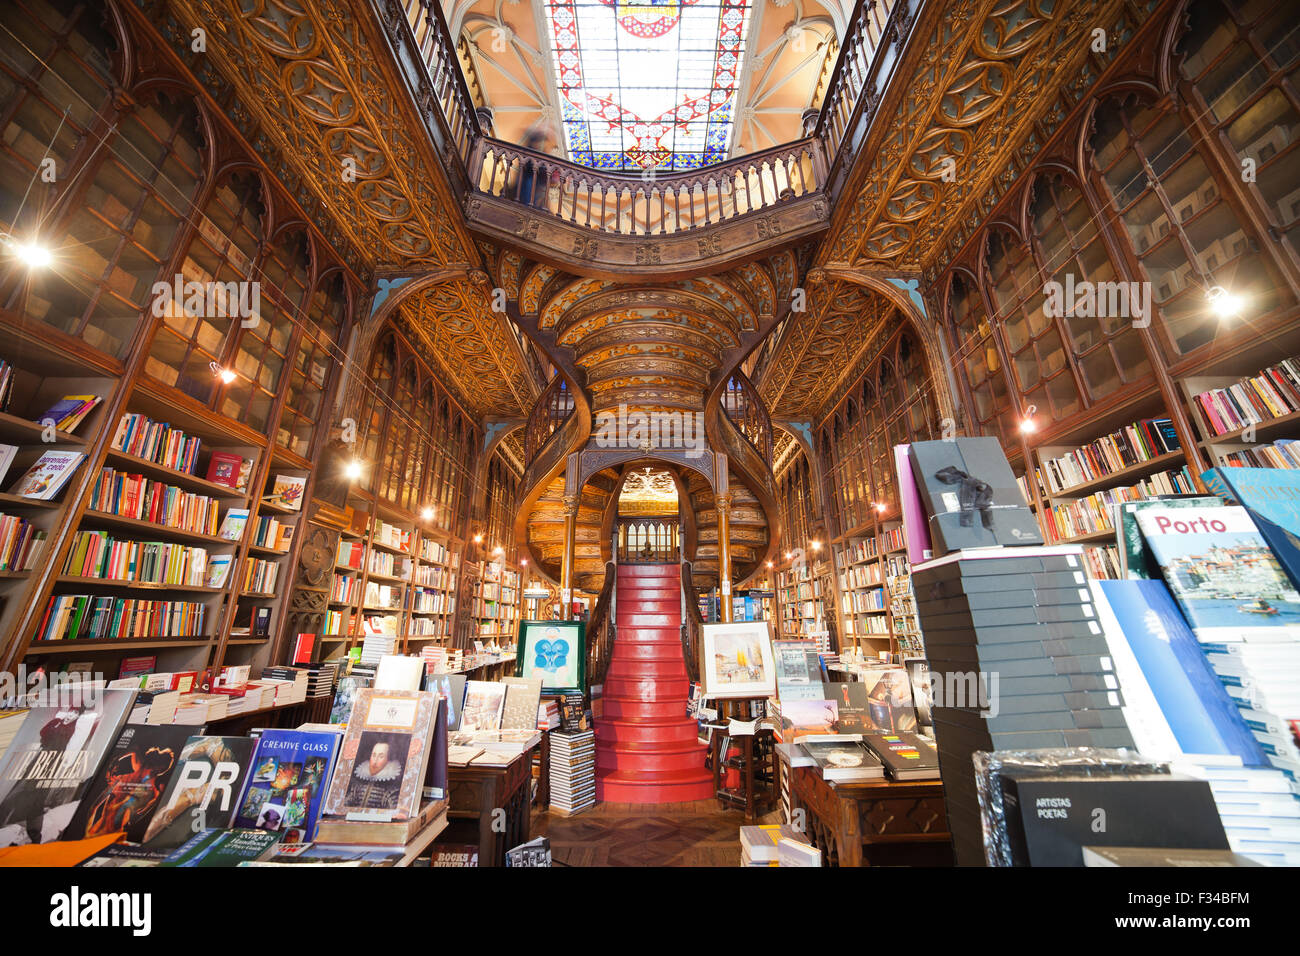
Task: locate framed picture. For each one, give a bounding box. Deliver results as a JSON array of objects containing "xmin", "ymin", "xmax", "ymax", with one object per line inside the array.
[
  {"xmin": 700, "ymin": 621, "xmax": 776, "ymax": 698},
  {"xmin": 516, "ymin": 620, "xmax": 585, "ymax": 694}
]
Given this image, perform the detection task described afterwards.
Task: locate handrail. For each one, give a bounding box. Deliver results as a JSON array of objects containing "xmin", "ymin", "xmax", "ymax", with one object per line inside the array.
[
  {"xmin": 617, "ymin": 517, "xmax": 680, "ymax": 564},
  {"xmin": 586, "ymin": 560, "xmax": 618, "ymax": 689},
  {"xmin": 812, "ymin": 0, "xmax": 897, "ymax": 159},
  {"xmin": 400, "ymin": 0, "xmax": 481, "ymax": 164},
  {"xmin": 720, "ymin": 371, "xmax": 772, "ymax": 464},
  {"xmin": 680, "ymin": 559, "xmax": 701, "ymax": 684},
  {"xmin": 524, "ymin": 375, "xmax": 575, "ymax": 461},
  {"xmin": 472, "ymin": 136, "xmax": 823, "ymax": 237}
]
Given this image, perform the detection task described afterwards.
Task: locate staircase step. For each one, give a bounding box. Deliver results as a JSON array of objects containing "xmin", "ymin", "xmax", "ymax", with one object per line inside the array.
[
  {"xmin": 601, "ymin": 697, "xmax": 688, "ymax": 719},
  {"xmin": 596, "ymin": 745, "xmax": 707, "ymax": 772},
  {"xmin": 601, "ymin": 677, "xmax": 690, "ymax": 700},
  {"xmin": 611, "ymin": 643, "xmax": 684, "ymax": 661},
  {"xmin": 617, "ymin": 587, "xmax": 679, "ymax": 601},
  {"xmin": 614, "ymin": 626, "xmax": 681, "ymax": 644},
  {"xmin": 616, "ymin": 599, "xmax": 680, "ymax": 614},
  {"xmin": 594, "ymin": 718, "xmax": 699, "ymax": 745},
  {"xmin": 594, "ymin": 767, "xmax": 714, "ymax": 803},
  {"xmin": 617, "ymin": 612, "xmax": 678, "ymax": 627},
  {"xmin": 606, "ymin": 659, "xmax": 690, "ymax": 679},
  {"xmin": 617, "ymin": 565, "xmax": 680, "ymax": 579}
]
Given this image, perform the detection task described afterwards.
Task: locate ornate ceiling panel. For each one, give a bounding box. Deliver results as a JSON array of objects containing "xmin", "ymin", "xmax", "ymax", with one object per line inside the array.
[
  {"xmin": 397, "ymin": 278, "xmax": 538, "ymax": 418},
  {"xmin": 152, "ymin": 0, "xmax": 473, "ymax": 270},
  {"xmin": 758, "ymin": 277, "xmax": 893, "ymax": 419},
  {"xmin": 820, "ymin": 0, "xmax": 1146, "ymax": 273}
]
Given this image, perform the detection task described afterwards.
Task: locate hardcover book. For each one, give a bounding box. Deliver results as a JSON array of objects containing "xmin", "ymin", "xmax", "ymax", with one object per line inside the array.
[
  {"xmin": 500, "ymin": 676, "xmax": 543, "ymax": 731},
  {"xmin": 1114, "ymin": 496, "xmax": 1220, "ymax": 579},
  {"xmin": 9, "ymin": 451, "xmax": 85, "ymax": 500},
  {"xmin": 217, "ymin": 508, "xmax": 250, "ymax": 541},
  {"xmin": 140, "ymin": 735, "xmax": 257, "ymax": 848},
  {"xmin": 66, "ymin": 724, "xmax": 197, "ymax": 843},
  {"xmin": 862, "ymin": 732, "xmax": 940, "ymax": 780},
  {"xmin": 460, "ymin": 680, "xmax": 507, "ymax": 731},
  {"xmin": 205, "ymin": 453, "xmax": 243, "ymax": 488},
  {"xmin": 772, "ymin": 640, "xmax": 826, "ymax": 700},
  {"xmin": 799, "ymin": 739, "xmax": 885, "ymax": 782},
  {"xmin": 234, "ymin": 729, "xmax": 340, "ymax": 841},
  {"xmin": 0, "ymin": 689, "xmax": 137, "ymax": 845},
  {"xmin": 160, "ymin": 828, "xmax": 279, "ymax": 866},
  {"xmin": 270, "ymin": 474, "xmax": 306, "ymax": 511},
  {"xmin": 1135, "ymin": 505, "xmax": 1300, "ymax": 642},
  {"xmin": 1203, "ymin": 468, "xmax": 1300, "ymax": 592},
  {"xmin": 321, "ymin": 688, "xmax": 438, "ymax": 822},
  {"xmin": 423, "ymin": 674, "xmax": 466, "ymax": 731},
  {"xmin": 330, "ymin": 675, "xmax": 372, "ymax": 725}
]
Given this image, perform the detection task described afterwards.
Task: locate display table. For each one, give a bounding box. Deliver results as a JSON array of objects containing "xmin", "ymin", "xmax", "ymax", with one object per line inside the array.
[
  {"xmin": 788, "ymin": 766, "xmax": 952, "ymax": 867},
  {"xmin": 446, "ymin": 743, "xmax": 538, "ymax": 867}
]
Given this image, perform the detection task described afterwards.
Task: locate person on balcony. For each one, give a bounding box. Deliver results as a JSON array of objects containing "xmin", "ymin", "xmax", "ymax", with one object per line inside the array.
[{"xmin": 516, "ymin": 123, "xmax": 557, "ymax": 209}]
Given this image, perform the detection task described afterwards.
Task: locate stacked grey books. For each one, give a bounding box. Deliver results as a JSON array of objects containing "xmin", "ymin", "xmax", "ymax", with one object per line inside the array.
[
  {"xmin": 550, "ymin": 729, "xmax": 596, "ymax": 814},
  {"xmin": 914, "ymin": 545, "xmax": 1136, "ymax": 866}
]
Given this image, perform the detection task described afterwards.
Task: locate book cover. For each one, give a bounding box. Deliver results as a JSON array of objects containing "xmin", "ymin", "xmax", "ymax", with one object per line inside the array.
[
  {"xmin": 140, "ymin": 735, "xmax": 257, "ymax": 848},
  {"xmin": 36, "ymin": 395, "xmax": 99, "ymax": 432},
  {"xmin": 856, "ymin": 666, "xmax": 918, "ymax": 732},
  {"xmin": 9, "ymin": 451, "xmax": 85, "ymax": 500},
  {"xmin": 271, "ymin": 474, "xmax": 306, "ymax": 511},
  {"xmin": 321, "ymin": 688, "xmax": 438, "ymax": 821},
  {"xmin": 0, "ymin": 443, "xmax": 18, "ymax": 487},
  {"xmin": 159, "ymin": 828, "xmax": 279, "ymax": 866},
  {"xmin": 500, "ymin": 676, "xmax": 543, "ymax": 731},
  {"xmin": 330, "ymin": 675, "xmax": 372, "ymax": 725},
  {"xmin": 1115, "ymin": 496, "xmax": 1220, "ymax": 579},
  {"xmin": 234, "ymin": 729, "xmax": 340, "ymax": 841},
  {"xmin": 862, "ymin": 732, "xmax": 940, "ymax": 779},
  {"xmin": 66, "ymin": 724, "xmax": 197, "ymax": 843},
  {"xmin": 460, "ymin": 680, "xmax": 507, "ymax": 731},
  {"xmin": 1135, "ymin": 505, "xmax": 1300, "ymax": 642},
  {"xmin": 0, "ymin": 689, "xmax": 137, "ymax": 845},
  {"xmin": 772, "ymin": 640, "xmax": 823, "ymax": 702},
  {"xmin": 205, "ymin": 453, "xmax": 242, "ymax": 488},
  {"xmin": 205, "ymin": 554, "xmax": 233, "ymax": 589},
  {"xmin": 423, "ymin": 674, "xmax": 466, "ymax": 731},
  {"xmin": 777, "ymin": 697, "xmax": 839, "ymax": 739},
  {"xmin": 1099, "ymin": 579, "xmax": 1267, "ymax": 764},
  {"xmin": 217, "ymin": 508, "xmax": 249, "ymax": 541},
  {"xmin": 1203, "ymin": 468, "xmax": 1300, "ymax": 592},
  {"xmin": 799, "ymin": 739, "xmax": 884, "ymax": 782}
]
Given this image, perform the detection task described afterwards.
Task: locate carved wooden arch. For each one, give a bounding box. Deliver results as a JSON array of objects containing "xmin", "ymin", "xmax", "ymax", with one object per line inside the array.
[
  {"xmin": 818, "ymin": 272, "xmax": 957, "ymax": 426},
  {"xmin": 128, "ymin": 76, "xmax": 220, "ymax": 178},
  {"xmin": 572, "ymin": 448, "xmax": 718, "ymax": 496},
  {"xmin": 596, "ymin": 463, "xmax": 699, "ymax": 566}
]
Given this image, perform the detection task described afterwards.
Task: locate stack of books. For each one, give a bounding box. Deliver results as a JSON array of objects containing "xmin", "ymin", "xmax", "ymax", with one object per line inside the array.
[
  {"xmin": 913, "ymin": 545, "xmax": 1134, "ymax": 866},
  {"xmin": 739, "ymin": 824, "xmax": 807, "ymax": 867},
  {"xmin": 549, "ymin": 729, "xmax": 595, "ymax": 814},
  {"xmin": 261, "ymin": 667, "xmax": 309, "ymax": 704},
  {"xmin": 538, "ymin": 697, "xmax": 560, "ymax": 730},
  {"xmin": 360, "ymin": 634, "xmax": 398, "ymax": 665},
  {"xmin": 173, "ymin": 693, "xmax": 229, "ymax": 724}
]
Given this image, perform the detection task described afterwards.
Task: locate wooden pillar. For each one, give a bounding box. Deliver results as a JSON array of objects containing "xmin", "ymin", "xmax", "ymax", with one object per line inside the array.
[
  {"xmin": 717, "ymin": 493, "xmax": 733, "ymax": 623},
  {"xmin": 560, "ymin": 493, "xmax": 578, "ymax": 620}
]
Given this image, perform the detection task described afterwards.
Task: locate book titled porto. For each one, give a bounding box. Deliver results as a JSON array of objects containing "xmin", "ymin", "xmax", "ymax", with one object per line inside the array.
[
  {"xmin": 863, "ymin": 732, "xmax": 941, "ymax": 781},
  {"xmin": 140, "ymin": 735, "xmax": 256, "ymax": 848},
  {"xmin": 235, "ymin": 729, "xmax": 340, "ymax": 841},
  {"xmin": 0, "ymin": 689, "xmax": 137, "ymax": 845},
  {"xmin": 66, "ymin": 724, "xmax": 197, "ymax": 843},
  {"xmin": 321, "ymin": 688, "xmax": 438, "ymax": 822},
  {"xmin": 1135, "ymin": 505, "xmax": 1300, "ymax": 642}
]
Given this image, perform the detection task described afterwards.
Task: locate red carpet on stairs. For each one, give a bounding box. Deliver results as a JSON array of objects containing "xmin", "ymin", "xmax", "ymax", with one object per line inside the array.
[{"xmin": 594, "ymin": 563, "xmax": 714, "ymax": 803}]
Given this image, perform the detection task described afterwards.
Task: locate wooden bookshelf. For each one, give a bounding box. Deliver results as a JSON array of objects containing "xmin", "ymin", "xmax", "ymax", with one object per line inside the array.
[
  {"xmin": 776, "ymin": 561, "xmax": 828, "ymax": 640},
  {"xmin": 470, "ymin": 560, "xmax": 520, "ymax": 642}
]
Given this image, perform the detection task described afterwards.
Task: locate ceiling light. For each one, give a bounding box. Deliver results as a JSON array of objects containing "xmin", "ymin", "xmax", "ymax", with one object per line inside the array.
[
  {"xmin": 766, "ymin": 560, "xmax": 773, "ymax": 568},
  {"xmin": 473, "ymin": 533, "xmax": 483, "ymax": 544},
  {"xmin": 420, "ymin": 507, "xmax": 434, "ymax": 521},
  {"xmin": 343, "ymin": 459, "xmax": 363, "ymax": 481},
  {"xmin": 1019, "ymin": 403, "xmax": 1038, "ymax": 434},
  {"xmin": 8, "ymin": 239, "xmax": 52, "ymax": 269},
  {"xmin": 213, "ymin": 366, "xmax": 236, "ymax": 384},
  {"xmin": 1206, "ymin": 285, "xmax": 1244, "ymax": 320},
  {"xmin": 493, "ymin": 546, "xmax": 504, "ymax": 555},
  {"xmin": 520, "ymin": 558, "xmax": 528, "ymax": 566},
  {"xmin": 810, "ymin": 540, "xmax": 821, "ymax": 551},
  {"xmin": 875, "ymin": 502, "xmax": 887, "ymax": 513},
  {"xmin": 784, "ymin": 551, "xmax": 792, "ymax": 560}
]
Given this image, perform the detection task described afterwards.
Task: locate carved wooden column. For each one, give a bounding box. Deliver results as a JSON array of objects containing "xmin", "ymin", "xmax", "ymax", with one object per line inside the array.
[
  {"xmin": 560, "ymin": 493, "xmax": 579, "ymax": 620},
  {"xmin": 717, "ymin": 492, "xmax": 733, "ymax": 623}
]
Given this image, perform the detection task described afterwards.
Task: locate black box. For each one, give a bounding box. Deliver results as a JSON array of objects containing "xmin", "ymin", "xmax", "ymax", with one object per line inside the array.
[
  {"xmin": 913, "ymin": 549, "xmax": 1086, "ymax": 582},
  {"xmin": 918, "ymin": 603, "xmax": 1098, "ymax": 631},
  {"xmin": 928, "ymin": 509, "xmax": 1045, "ymax": 554},
  {"xmin": 998, "ymin": 773, "xmax": 1229, "ymax": 866},
  {"xmin": 914, "ymin": 586, "xmax": 1095, "ymax": 612},
  {"xmin": 934, "ymin": 704, "xmax": 1129, "ymax": 733}
]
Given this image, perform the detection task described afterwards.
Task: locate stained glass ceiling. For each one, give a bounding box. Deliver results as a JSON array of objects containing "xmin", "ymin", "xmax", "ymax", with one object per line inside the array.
[{"xmin": 544, "ymin": 0, "xmax": 754, "ymax": 171}]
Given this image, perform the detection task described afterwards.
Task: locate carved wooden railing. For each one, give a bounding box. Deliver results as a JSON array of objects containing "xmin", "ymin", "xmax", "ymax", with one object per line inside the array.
[
  {"xmin": 471, "ymin": 136, "xmax": 823, "ymax": 237},
  {"xmin": 586, "ymin": 559, "xmax": 618, "ymax": 689},
  {"xmin": 524, "ymin": 375, "xmax": 575, "ymax": 461},
  {"xmin": 813, "ymin": 0, "xmax": 897, "ymax": 160},
  {"xmin": 400, "ymin": 0, "xmax": 481, "ymax": 164},
  {"xmin": 720, "ymin": 371, "xmax": 772, "ymax": 464},
  {"xmin": 617, "ymin": 517, "xmax": 680, "ymax": 564},
  {"xmin": 680, "ymin": 559, "xmax": 702, "ymax": 684}
]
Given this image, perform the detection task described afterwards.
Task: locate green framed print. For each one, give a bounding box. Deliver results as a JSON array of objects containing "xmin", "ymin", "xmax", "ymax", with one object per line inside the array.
[{"xmin": 517, "ymin": 620, "xmax": 586, "ymax": 694}]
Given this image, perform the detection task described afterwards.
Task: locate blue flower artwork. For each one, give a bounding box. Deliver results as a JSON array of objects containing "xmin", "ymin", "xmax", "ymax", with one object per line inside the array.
[{"xmin": 534, "ymin": 638, "xmax": 569, "ymax": 673}]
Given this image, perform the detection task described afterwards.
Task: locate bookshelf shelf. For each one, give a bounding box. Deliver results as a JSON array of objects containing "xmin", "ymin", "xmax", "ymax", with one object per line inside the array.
[
  {"xmin": 79, "ymin": 510, "xmax": 235, "ymax": 547},
  {"xmin": 0, "ymin": 493, "xmax": 60, "ymax": 510},
  {"xmin": 27, "ymin": 637, "xmax": 214, "ymax": 653},
  {"xmin": 0, "ymin": 411, "xmax": 88, "ymax": 447},
  {"xmin": 55, "ymin": 576, "xmax": 226, "ymax": 593},
  {"xmin": 1042, "ymin": 449, "xmax": 1186, "ymax": 500},
  {"xmin": 102, "ymin": 449, "xmax": 248, "ymax": 499}
]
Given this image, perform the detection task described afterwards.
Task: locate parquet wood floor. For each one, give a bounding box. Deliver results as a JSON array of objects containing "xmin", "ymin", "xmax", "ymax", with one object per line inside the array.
[{"xmin": 530, "ymin": 800, "xmax": 783, "ymax": 867}]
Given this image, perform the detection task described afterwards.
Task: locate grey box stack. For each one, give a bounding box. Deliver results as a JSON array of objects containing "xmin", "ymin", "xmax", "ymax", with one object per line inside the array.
[{"xmin": 912, "ymin": 546, "xmax": 1137, "ymax": 866}]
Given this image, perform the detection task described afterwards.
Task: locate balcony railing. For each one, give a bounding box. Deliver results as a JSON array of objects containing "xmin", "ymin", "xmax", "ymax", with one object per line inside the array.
[
  {"xmin": 472, "ymin": 137, "xmax": 822, "ymax": 237},
  {"xmin": 524, "ymin": 375, "xmax": 576, "ymax": 461},
  {"xmin": 401, "ymin": 0, "xmax": 481, "ymax": 164},
  {"xmin": 721, "ymin": 371, "xmax": 772, "ymax": 464},
  {"xmin": 617, "ymin": 518, "xmax": 680, "ymax": 564},
  {"xmin": 814, "ymin": 0, "xmax": 897, "ymax": 159}
]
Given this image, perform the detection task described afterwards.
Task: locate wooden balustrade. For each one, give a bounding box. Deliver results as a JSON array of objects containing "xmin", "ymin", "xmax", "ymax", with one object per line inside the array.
[
  {"xmin": 472, "ymin": 138, "xmax": 822, "ymax": 237},
  {"xmin": 721, "ymin": 372, "xmax": 772, "ymax": 464},
  {"xmin": 586, "ymin": 560, "xmax": 618, "ymax": 688},
  {"xmin": 815, "ymin": 0, "xmax": 897, "ymax": 159},
  {"xmin": 524, "ymin": 376, "xmax": 575, "ymax": 461},
  {"xmin": 617, "ymin": 518, "xmax": 681, "ymax": 564},
  {"xmin": 401, "ymin": 0, "xmax": 480, "ymax": 162}
]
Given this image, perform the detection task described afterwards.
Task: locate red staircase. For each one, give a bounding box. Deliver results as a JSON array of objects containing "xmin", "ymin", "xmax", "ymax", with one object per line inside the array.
[{"xmin": 595, "ymin": 564, "xmax": 713, "ymax": 803}]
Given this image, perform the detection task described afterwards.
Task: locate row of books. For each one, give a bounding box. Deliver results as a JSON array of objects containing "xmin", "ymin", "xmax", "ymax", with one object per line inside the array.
[
  {"xmin": 1192, "ymin": 356, "xmax": 1300, "ymax": 436},
  {"xmin": 411, "ymin": 588, "xmax": 453, "ymax": 614},
  {"xmin": 1220, "ymin": 439, "xmax": 1299, "ymax": 469},
  {"xmin": 111, "ymin": 412, "xmax": 205, "ymax": 476},
  {"xmin": 418, "ymin": 537, "xmax": 456, "ymax": 566},
  {"xmin": 839, "ymin": 564, "xmax": 882, "ymax": 589},
  {"xmin": 331, "ymin": 573, "xmax": 360, "ymax": 604},
  {"xmin": 841, "ymin": 588, "xmax": 886, "ymax": 613},
  {"xmin": 89, "ymin": 468, "xmax": 222, "ymax": 536},
  {"xmin": 0, "ymin": 512, "xmax": 46, "ymax": 572},
  {"xmin": 63, "ymin": 531, "xmax": 210, "ymax": 587},
  {"xmin": 841, "ymin": 614, "xmax": 889, "ymax": 637},
  {"xmin": 842, "ymin": 538, "xmax": 878, "ymax": 564},
  {"xmin": 243, "ymin": 558, "xmax": 279, "ymax": 595},
  {"xmin": 408, "ymin": 616, "xmax": 452, "ymax": 637},
  {"xmin": 879, "ymin": 525, "xmax": 906, "ymax": 553},
  {"xmin": 1036, "ymin": 417, "xmax": 1182, "ymax": 495},
  {"xmin": 1081, "ymin": 543, "xmax": 1122, "ymax": 580},
  {"xmin": 372, "ymin": 519, "xmax": 410, "ymax": 553},
  {"xmin": 37, "ymin": 394, "xmax": 101, "ymax": 433},
  {"xmin": 336, "ymin": 539, "xmax": 364, "ymax": 569},
  {"xmin": 368, "ymin": 550, "xmax": 412, "ymax": 579},
  {"xmin": 1044, "ymin": 466, "xmax": 1196, "ymax": 541},
  {"xmin": 35, "ymin": 595, "xmax": 207, "ymax": 642},
  {"xmin": 363, "ymin": 581, "xmax": 402, "ymax": 610},
  {"xmin": 251, "ymin": 515, "xmax": 293, "ymax": 552},
  {"xmin": 415, "ymin": 564, "xmax": 455, "ymax": 587}
]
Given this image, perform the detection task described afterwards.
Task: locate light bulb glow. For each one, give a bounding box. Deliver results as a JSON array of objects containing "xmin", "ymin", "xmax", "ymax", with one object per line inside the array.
[
  {"xmin": 473, "ymin": 533, "xmax": 483, "ymax": 544},
  {"xmin": 343, "ymin": 459, "xmax": 363, "ymax": 481},
  {"xmin": 1019, "ymin": 417, "xmax": 1037, "ymax": 434},
  {"xmin": 1206, "ymin": 285, "xmax": 1244, "ymax": 320},
  {"xmin": 420, "ymin": 507, "xmax": 434, "ymax": 521},
  {"xmin": 12, "ymin": 241, "xmax": 52, "ymax": 269}
]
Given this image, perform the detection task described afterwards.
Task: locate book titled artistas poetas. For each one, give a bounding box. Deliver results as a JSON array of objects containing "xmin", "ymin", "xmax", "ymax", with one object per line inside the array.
[
  {"xmin": 66, "ymin": 724, "xmax": 196, "ymax": 843},
  {"xmin": 235, "ymin": 729, "xmax": 339, "ymax": 841},
  {"xmin": 140, "ymin": 735, "xmax": 256, "ymax": 849},
  {"xmin": 0, "ymin": 689, "xmax": 137, "ymax": 846},
  {"xmin": 322, "ymin": 688, "xmax": 437, "ymax": 822},
  {"xmin": 1136, "ymin": 505, "xmax": 1300, "ymax": 642}
]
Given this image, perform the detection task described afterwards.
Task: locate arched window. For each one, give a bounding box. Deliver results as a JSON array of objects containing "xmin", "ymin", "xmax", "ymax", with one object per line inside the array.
[
  {"xmin": 380, "ymin": 363, "xmax": 418, "ymax": 505},
  {"xmin": 358, "ymin": 336, "xmax": 396, "ymax": 491},
  {"xmin": 949, "ymin": 273, "xmax": 1016, "ymax": 450},
  {"xmin": 279, "ymin": 272, "xmax": 349, "ymax": 457}
]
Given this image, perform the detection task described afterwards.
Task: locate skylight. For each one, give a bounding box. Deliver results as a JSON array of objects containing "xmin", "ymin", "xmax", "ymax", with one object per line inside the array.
[{"xmin": 543, "ymin": 0, "xmax": 753, "ymax": 172}]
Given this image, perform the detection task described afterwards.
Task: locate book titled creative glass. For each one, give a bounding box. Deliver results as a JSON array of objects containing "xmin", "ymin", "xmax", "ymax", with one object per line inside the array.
[
  {"xmin": 321, "ymin": 688, "xmax": 437, "ymax": 822},
  {"xmin": 235, "ymin": 730, "xmax": 339, "ymax": 841}
]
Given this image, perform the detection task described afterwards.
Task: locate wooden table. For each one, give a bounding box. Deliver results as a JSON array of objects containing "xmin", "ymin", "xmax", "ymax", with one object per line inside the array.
[
  {"xmin": 789, "ymin": 766, "xmax": 952, "ymax": 867},
  {"xmin": 446, "ymin": 744, "xmax": 538, "ymax": 867}
]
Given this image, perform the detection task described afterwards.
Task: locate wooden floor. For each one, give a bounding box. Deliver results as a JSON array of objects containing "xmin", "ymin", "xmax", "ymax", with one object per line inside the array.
[{"xmin": 530, "ymin": 800, "xmax": 782, "ymax": 867}]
